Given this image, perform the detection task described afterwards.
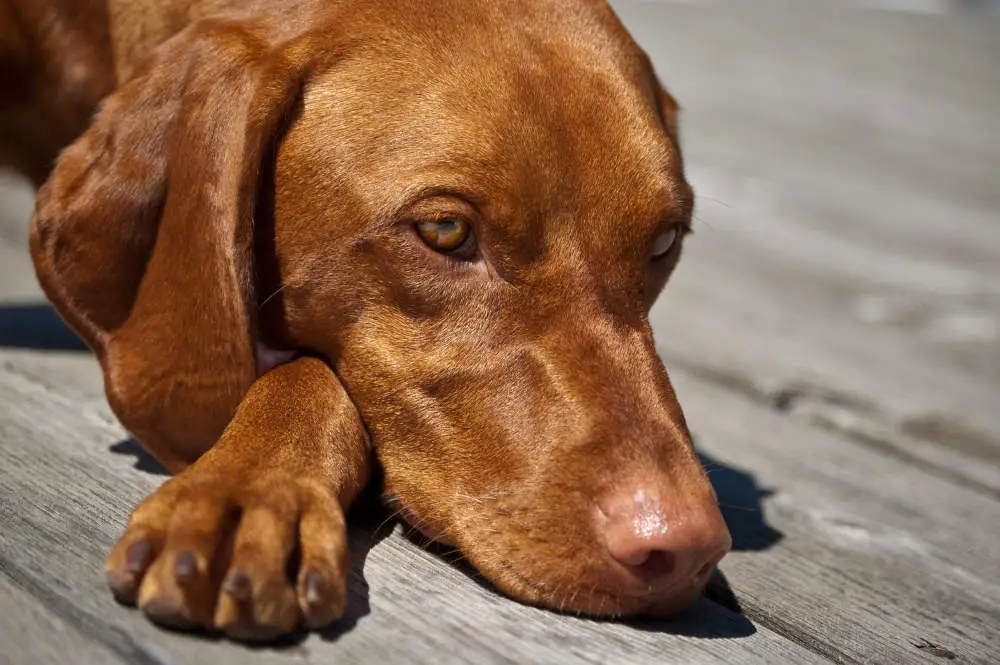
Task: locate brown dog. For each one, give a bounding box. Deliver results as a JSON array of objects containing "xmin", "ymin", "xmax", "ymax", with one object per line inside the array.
[{"xmin": 2, "ymin": 0, "xmax": 731, "ymax": 642}]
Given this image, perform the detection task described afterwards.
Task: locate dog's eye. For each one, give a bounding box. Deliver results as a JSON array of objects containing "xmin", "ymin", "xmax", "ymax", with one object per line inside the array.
[
  {"xmin": 651, "ymin": 228, "xmax": 678, "ymax": 260},
  {"xmin": 416, "ymin": 218, "xmax": 473, "ymax": 254}
]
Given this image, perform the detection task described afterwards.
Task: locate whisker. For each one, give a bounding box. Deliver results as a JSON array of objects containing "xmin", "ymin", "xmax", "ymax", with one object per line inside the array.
[
  {"xmin": 717, "ymin": 502, "xmax": 756, "ymax": 512},
  {"xmin": 568, "ymin": 585, "xmax": 581, "ymax": 612},
  {"xmin": 695, "ymin": 215, "xmax": 717, "ymax": 233},
  {"xmin": 258, "ymin": 284, "xmax": 288, "ymax": 309},
  {"xmin": 696, "ymin": 196, "xmax": 734, "ymax": 210},
  {"xmin": 370, "ymin": 506, "xmax": 406, "ymax": 544}
]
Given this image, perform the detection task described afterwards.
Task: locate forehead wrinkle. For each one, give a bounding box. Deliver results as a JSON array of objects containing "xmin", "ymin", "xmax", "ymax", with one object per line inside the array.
[{"xmin": 297, "ymin": 3, "xmax": 683, "ymax": 271}]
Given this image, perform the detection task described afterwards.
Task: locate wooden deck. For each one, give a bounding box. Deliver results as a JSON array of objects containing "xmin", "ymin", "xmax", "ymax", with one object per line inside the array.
[{"xmin": 2, "ymin": 1, "xmax": 998, "ymax": 663}]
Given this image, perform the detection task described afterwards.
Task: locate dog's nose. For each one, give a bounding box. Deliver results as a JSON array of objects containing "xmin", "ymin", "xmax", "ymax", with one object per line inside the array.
[{"xmin": 598, "ymin": 487, "xmax": 731, "ymax": 590}]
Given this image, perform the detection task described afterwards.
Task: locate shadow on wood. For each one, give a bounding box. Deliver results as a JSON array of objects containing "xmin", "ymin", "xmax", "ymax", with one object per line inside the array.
[
  {"xmin": 0, "ymin": 303, "xmax": 87, "ymax": 351},
  {"xmin": 697, "ymin": 449, "xmax": 784, "ymax": 553},
  {"xmin": 109, "ymin": 438, "xmax": 170, "ymax": 476},
  {"xmin": 318, "ymin": 496, "xmax": 393, "ymax": 643}
]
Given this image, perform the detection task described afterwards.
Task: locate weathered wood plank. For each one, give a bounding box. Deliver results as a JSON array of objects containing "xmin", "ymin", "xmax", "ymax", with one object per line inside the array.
[
  {"xmin": 2, "ymin": 2, "xmax": 999, "ymax": 664},
  {"xmin": 0, "ymin": 356, "xmax": 823, "ymax": 664},
  {"xmin": 612, "ymin": 0, "xmax": 1000, "ymax": 493},
  {"xmin": 669, "ymin": 362, "xmax": 1000, "ymax": 664},
  {"xmin": 0, "ymin": 575, "xmax": 130, "ymax": 665}
]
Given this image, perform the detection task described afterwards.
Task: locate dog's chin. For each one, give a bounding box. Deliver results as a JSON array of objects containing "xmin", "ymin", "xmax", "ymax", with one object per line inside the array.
[{"xmin": 467, "ymin": 553, "xmax": 710, "ymax": 619}]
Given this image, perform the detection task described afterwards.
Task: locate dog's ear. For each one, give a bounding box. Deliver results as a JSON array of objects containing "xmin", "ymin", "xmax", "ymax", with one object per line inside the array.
[
  {"xmin": 30, "ymin": 20, "xmax": 314, "ymax": 463},
  {"xmin": 656, "ymin": 83, "xmax": 680, "ymax": 144}
]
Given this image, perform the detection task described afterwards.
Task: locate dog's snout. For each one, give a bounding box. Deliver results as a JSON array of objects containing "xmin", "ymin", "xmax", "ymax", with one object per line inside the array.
[{"xmin": 597, "ymin": 485, "xmax": 732, "ymax": 596}]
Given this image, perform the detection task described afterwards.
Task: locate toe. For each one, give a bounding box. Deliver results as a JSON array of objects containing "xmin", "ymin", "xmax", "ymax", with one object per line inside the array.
[
  {"xmin": 214, "ymin": 490, "xmax": 300, "ymax": 641},
  {"xmin": 137, "ymin": 496, "xmax": 234, "ymax": 630},
  {"xmin": 105, "ymin": 490, "xmax": 178, "ymax": 605},
  {"xmin": 296, "ymin": 490, "xmax": 349, "ymax": 629},
  {"xmin": 107, "ymin": 535, "xmax": 161, "ymax": 605}
]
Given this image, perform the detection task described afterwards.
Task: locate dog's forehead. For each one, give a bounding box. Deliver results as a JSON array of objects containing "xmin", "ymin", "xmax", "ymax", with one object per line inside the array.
[{"xmin": 289, "ymin": 4, "xmax": 685, "ymax": 244}]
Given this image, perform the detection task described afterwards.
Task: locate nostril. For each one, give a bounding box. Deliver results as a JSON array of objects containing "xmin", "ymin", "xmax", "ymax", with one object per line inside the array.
[
  {"xmin": 636, "ymin": 549, "xmax": 677, "ymax": 578},
  {"xmin": 597, "ymin": 486, "xmax": 731, "ymax": 591}
]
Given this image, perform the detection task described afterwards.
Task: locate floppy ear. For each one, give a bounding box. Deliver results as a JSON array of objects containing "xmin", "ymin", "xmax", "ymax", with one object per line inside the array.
[
  {"xmin": 637, "ymin": 48, "xmax": 681, "ymax": 145},
  {"xmin": 655, "ymin": 82, "xmax": 680, "ymax": 144},
  {"xmin": 30, "ymin": 20, "xmax": 313, "ymax": 467}
]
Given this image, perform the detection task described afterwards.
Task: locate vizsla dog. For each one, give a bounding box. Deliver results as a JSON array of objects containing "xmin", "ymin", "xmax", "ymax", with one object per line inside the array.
[{"xmin": 1, "ymin": 0, "xmax": 731, "ymax": 642}]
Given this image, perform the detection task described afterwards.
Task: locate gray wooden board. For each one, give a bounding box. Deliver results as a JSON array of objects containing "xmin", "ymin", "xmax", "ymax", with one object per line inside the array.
[
  {"xmin": 2, "ymin": 0, "xmax": 999, "ymax": 664},
  {"xmin": 0, "ymin": 355, "xmax": 821, "ymax": 665},
  {"xmin": 613, "ymin": 0, "xmax": 1000, "ymax": 495},
  {"xmin": 670, "ymin": 363, "xmax": 1000, "ymax": 664},
  {"xmin": 0, "ymin": 575, "xmax": 129, "ymax": 665}
]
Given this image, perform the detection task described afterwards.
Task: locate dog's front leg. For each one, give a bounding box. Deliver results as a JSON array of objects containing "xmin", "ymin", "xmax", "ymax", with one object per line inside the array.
[{"xmin": 104, "ymin": 356, "xmax": 372, "ymax": 642}]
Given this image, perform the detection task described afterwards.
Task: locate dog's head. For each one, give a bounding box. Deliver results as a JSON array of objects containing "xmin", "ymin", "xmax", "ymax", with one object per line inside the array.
[{"xmin": 33, "ymin": 0, "xmax": 729, "ymax": 617}]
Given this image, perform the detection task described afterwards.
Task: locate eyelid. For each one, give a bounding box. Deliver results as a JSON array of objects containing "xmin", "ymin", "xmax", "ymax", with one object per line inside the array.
[{"xmin": 392, "ymin": 188, "xmax": 484, "ymax": 226}]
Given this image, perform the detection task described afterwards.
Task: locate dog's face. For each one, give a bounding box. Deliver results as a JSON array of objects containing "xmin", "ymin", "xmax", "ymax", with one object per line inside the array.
[
  {"xmin": 271, "ymin": 5, "xmax": 729, "ymax": 616},
  {"xmin": 32, "ymin": 0, "xmax": 728, "ymax": 619}
]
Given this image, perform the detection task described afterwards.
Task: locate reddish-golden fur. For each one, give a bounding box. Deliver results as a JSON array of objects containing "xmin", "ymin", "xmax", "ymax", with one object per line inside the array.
[{"xmin": 2, "ymin": 0, "xmax": 730, "ymax": 642}]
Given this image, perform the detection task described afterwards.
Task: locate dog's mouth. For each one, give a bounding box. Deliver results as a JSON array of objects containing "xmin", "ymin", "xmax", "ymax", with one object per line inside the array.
[
  {"xmin": 380, "ymin": 490, "xmax": 713, "ymax": 618},
  {"xmin": 489, "ymin": 560, "xmax": 711, "ymax": 618},
  {"xmin": 383, "ymin": 491, "xmax": 457, "ymax": 546},
  {"xmin": 474, "ymin": 535, "xmax": 714, "ymax": 618}
]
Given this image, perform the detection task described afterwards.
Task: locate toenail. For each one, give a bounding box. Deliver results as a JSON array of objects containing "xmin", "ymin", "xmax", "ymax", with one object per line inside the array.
[
  {"xmin": 304, "ymin": 569, "xmax": 325, "ymax": 606},
  {"xmin": 223, "ymin": 570, "xmax": 253, "ymax": 602},
  {"xmin": 107, "ymin": 570, "xmax": 138, "ymax": 604},
  {"xmin": 174, "ymin": 552, "xmax": 198, "ymax": 585},
  {"xmin": 125, "ymin": 541, "xmax": 154, "ymax": 574},
  {"xmin": 143, "ymin": 598, "xmax": 199, "ymax": 631}
]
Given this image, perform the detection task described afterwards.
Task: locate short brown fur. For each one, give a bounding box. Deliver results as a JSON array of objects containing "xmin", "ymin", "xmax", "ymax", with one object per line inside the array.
[{"xmin": 2, "ymin": 0, "xmax": 729, "ymax": 641}]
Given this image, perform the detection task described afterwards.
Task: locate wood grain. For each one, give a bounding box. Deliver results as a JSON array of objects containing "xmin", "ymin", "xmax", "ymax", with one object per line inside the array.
[
  {"xmin": 0, "ymin": 360, "xmax": 820, "ymax": 664},
  {"xmin": 2, "ymin": 1, "xmax": 998, "ymax": 663}
]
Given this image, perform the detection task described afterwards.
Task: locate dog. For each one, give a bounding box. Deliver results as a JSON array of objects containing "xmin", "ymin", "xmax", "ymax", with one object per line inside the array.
[{"xmin": 2, "ymin": 0, "xmax": 731, "ymax": 642}]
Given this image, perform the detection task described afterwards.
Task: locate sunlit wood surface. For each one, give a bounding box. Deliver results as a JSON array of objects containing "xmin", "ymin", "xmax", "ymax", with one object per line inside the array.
[{"xmin": 2, "ymin": 1, "xmax": 998, "ymax": 662}]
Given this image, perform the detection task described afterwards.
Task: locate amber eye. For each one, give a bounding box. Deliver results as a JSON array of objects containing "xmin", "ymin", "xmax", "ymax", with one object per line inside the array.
[
  {"xmin": 651, "ymin": 228, "xmax": 678, "ymax": 260},
  {"xmin": 416, "ymin": 217, "xmax": 473, "ymax": 254}
]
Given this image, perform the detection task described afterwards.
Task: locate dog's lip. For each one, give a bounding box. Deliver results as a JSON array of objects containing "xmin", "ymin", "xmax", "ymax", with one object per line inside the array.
[
  {"xmin": 382, "ymin": 491, "xmax": 457, "ymax": 546},
  {"xmin": 494, "ymin": 561, "xmax": 706, "ymax": 617},
  {"xmin": 467, "ymin": 546, "xmax": 711, "ymax": 617}
]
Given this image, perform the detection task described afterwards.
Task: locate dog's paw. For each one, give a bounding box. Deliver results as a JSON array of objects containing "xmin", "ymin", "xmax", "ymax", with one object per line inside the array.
[{"xmin": 105, "ymin": 471, "xmax": 348, "ymax": 642}]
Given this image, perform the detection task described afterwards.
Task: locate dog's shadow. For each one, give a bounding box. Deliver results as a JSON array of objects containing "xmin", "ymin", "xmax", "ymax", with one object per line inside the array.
[
  {"xmin": 0, "ymin": 303, "xmax": 88, "ymax": 351},
  {"xmin": 630, "ymin": 447, "xmax": 783, "ymax": 638},
  {"xmin": 695, "ymin": 448, "xmax": 782, "ymax": 634},
  {"xmin": 698, "ymin": 449, "xmax": 783, "ymax": 554},
  {"xmin": 317, "ymin": 496, "xmax": 389, "ymax": 643},
  {"xmin": 110, "ymin": 439, "xmax": 170, "ymax": 476}
]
